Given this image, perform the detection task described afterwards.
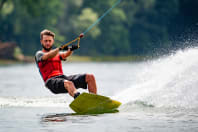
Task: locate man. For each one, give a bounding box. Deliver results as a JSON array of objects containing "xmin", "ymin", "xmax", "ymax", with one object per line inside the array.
[{"xmin": 35, "ymin": 29, "xmax": 97, "ymax": 99}]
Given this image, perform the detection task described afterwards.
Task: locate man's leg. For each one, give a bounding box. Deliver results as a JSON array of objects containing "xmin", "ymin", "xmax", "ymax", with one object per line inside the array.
[
  {"xmin": 86, "ymin": 74, "xmax": 97, "ymax": 94},
  {"xmin": 63, "ymin": 80, "xmax": 78, "ymax": 97}
]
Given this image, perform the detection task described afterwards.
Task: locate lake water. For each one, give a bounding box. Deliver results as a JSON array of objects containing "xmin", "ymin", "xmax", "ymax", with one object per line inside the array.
[{"xmin": 1, "ymin": 48, "xmax": 198, "ymax": 132}]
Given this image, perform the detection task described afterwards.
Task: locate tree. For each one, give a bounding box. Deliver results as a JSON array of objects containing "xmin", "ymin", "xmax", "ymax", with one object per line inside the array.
[
  {"xmin": 0, "ymin": 0, "xmax": 63, "ymax": 55},
  {"xmin": 122, "ymin": 0, "xmax": 179, "ymax": 55}
]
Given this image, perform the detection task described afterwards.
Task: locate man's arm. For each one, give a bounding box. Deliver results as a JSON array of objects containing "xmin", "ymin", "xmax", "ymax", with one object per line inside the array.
[
  {"xmin": 59, "ymin": 45, "xmax": 79, "ymax": 60},
  {"xmin": 60, "ymin": 49, "xmax": 73, "ymax": 60},
  {"xmin": 42, "ymin": 48, "xmax": 59, "ymax": 61}
]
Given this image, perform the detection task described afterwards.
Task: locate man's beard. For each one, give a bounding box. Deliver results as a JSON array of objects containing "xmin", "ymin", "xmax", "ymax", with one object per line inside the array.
[{"xmin": 42, "ymin": 44, "xmax": 52, "ymax": 51}]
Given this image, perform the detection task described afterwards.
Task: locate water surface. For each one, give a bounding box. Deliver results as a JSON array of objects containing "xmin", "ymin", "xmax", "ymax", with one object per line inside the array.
[{"xmin": 1, "ymin": 48, "xmax": 198, "ymax": 132}]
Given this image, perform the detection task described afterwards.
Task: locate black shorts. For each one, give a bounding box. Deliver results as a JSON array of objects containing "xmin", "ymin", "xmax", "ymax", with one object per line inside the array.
[{"xmin": 45, "ymin": 74, "xmax": 87, "ymax": 94}]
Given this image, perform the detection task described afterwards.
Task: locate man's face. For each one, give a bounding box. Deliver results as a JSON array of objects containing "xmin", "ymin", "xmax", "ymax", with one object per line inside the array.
[{"xmin": 41, "ymin": 35, "xmax": 54, "ymax": 51}]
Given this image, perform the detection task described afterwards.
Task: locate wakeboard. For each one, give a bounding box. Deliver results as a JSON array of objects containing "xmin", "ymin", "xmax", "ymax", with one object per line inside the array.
[{"xmin": 69, "ymin": 93, "xmax": 121, "ymax": 114}]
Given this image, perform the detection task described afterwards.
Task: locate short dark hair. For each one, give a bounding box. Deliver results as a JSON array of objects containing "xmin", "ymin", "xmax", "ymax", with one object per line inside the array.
[{"xmin": 40, "ymin": 29, "xmax": 55, "ymax": 40}]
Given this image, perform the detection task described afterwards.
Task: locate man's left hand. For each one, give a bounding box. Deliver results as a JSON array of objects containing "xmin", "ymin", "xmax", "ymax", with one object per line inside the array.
[{"xmin": 70, "ymin": 45, "xmax": 79, "ymax": 51}]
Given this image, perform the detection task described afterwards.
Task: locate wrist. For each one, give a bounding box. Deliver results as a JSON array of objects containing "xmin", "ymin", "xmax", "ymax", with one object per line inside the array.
[
  {"xmin": 59, "ymin": 47, "xmax": 62, "ymax": 50},
  {"xmin": 68, "ymin": 48, "xmax": 72, "ymax": 52}
]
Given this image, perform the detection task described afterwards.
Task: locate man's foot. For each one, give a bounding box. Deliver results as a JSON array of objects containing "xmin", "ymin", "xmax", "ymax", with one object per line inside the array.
[{"xmin": 74, "ymin": 92, "xmax": 80, "ymax": 99}]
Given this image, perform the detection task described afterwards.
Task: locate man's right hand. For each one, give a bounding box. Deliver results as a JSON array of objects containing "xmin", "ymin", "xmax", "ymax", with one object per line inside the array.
[
  {"xmin": 59, "ymin": 45, "xmax": 79, "ymax": 51},
  {"xmin": 59, "ymin": 45, "xmax": 69, "ymax": 51}
]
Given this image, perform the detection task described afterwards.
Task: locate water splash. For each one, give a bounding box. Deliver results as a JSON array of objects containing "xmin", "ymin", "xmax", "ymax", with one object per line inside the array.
[{"xmin": 115, "ymin": 47, "xmax": 198, "ymax": 109}]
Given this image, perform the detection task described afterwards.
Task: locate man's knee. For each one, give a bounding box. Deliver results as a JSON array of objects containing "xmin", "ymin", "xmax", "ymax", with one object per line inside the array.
[
  {"xmin": 64, "ymin": 80, "xmax": 74, "ymax": 87},
  {"xmin": 86, "ymin": 74, "xmax": 95, "ymax": 82}
]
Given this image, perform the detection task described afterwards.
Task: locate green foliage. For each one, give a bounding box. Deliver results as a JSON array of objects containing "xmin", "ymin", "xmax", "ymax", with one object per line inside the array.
[
  {"xmin": 73, "ymin": 8, "xmax": 101, "ymax": 38},
  {"xmin": 0, "ymin": 0, "xmax": 63, "ymax": 55},
  {"xmin": 0, "ymin": 0, "xmax": 198, "ymax": 57}
]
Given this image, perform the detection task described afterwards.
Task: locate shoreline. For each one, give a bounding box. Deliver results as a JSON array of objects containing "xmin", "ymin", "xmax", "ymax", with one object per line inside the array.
[
  {"xmin": 0, "ymin": 55, "xmax": 147, "ymax": 65},
  {"xmin": 66, "ymin": 55, "xmax": 147, "ymax": 62}
]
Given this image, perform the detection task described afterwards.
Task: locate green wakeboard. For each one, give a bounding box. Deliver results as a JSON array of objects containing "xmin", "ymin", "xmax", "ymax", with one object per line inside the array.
[{"xmin": 69, "ymin": 93, "xmax": 121, "ymax": 114}]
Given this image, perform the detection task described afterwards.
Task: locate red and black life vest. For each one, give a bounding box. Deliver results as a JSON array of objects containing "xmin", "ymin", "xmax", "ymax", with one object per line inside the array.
[{"xmin": 37, "ymin": 54, "xmax": 63, "ymax": 82}]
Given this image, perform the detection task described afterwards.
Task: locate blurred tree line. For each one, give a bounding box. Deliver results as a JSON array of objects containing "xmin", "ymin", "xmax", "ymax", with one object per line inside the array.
[{"xmin": 0, "ymin": 0, "xmax": 198, "ymax": 56}]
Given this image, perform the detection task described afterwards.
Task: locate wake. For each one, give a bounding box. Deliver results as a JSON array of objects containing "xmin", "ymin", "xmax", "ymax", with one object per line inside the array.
[
  {"xmin": 114, "ymin": 47, "xmax": 198, "ymax": 109},
  {"xmin": 0, "ymin": 95, "xmax": 71, "ymax": 108}
]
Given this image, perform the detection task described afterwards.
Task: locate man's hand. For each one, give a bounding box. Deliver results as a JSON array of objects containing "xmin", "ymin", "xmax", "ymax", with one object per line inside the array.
[
  {"xmin": 70, "ymin": 45, "xmax": 79, "ymax": 51},
  {"xmin": 59, "ymin": 45, "xmax": 69, "ymax": 51},
  {"xmin": 59, "ymin": 45, "xmax": 79, "ymax": 51}
]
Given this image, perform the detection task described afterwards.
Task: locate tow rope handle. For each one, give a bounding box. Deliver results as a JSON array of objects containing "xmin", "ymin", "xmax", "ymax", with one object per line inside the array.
[{"xmin": 60, "ymin": 33, "xmax": 84, "ymax": 49}]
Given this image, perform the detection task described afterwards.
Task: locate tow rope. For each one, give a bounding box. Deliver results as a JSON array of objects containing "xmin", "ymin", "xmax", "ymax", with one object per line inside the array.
[
  {"xmin": 61, "ymin": 0, "xmax": 122, "ymax": 48},
  {"xmin": 83, "ymin": 0, "xmax": 122, "ymax": 35}
]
